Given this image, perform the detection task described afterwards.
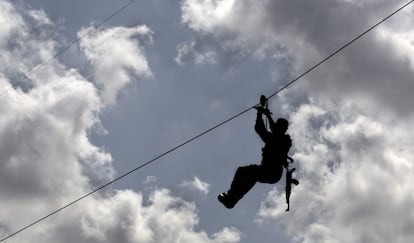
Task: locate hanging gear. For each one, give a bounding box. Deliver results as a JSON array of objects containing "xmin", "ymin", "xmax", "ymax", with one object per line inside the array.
[{"xmin": 284, "ymin": 156, "xmax": 299, "ymax": 212}]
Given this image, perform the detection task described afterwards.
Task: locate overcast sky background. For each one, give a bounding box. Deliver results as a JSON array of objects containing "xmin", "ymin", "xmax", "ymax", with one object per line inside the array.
[{"xmin": 0, "ymin": 0, "xmax": 414, "ymax": 242}]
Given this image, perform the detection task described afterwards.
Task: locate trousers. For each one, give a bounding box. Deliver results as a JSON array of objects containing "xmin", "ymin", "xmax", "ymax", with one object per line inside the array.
[{"xmin": 227, "ymin": 164, "xmax": 283, "ymax": 203}]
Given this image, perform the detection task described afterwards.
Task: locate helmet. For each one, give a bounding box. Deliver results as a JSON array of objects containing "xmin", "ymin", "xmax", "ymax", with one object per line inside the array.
[{"xmin": 271, "ymin": 118, "xmax": 289, "ymax": 134}]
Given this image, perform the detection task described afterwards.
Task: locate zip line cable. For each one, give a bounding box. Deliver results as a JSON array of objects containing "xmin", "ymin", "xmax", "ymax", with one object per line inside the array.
[
  {"xmin": 0, "ymin": 0, "xmax": 136, "ymax": 97},
  {"xmin": 1, "ymin": 0, "xmax": 413, "ymax": 241}
]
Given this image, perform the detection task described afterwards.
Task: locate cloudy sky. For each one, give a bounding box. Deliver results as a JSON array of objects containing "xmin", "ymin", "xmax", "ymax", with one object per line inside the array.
[{"xmin": 0, "ymin": 0, "xmax": 414, "ymax": 242}]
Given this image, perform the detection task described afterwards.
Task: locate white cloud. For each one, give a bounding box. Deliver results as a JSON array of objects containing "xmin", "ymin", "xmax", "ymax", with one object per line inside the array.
[
  {"xmin": 377, "ymin": 26, "xmax": 414, "ymax": 71},
  {"xmin": 28, "ymin": 9, "xmax": 53, "ymax": 26},
  {"xmin": 175, "ymin": 40, "xmax": 216, "ymax": 65},
  {"xmin": 0, "ymin": 1, "xmax": 240, "ymax": 242},
  {"xmin": 257, "ymin": 100, "xmax": 414, "ymax": 243},
  {"xmin": 143, "ymin": 175, "xmax": 157, "ymax": 184},
  {"xmin": 0, "ymin": 1, "xmax": 113, "ymax": 238},
  {"xmin": 0, "ymin": 1, "xmax": 58, "ymax": 84},
  {"xmin": 180, "ymin": 0, "xmax": 285, "ymax": 58},
  {"xmin": 180, "ymin": 176, "xmax": 211, "ymax": 196},
  {"xmin": 181, "ymin": 0, "xmax": 236, "ymax": 35},
  {"xmin": 79, "ymin": 25, "xmax": 153, "ymax": 105},
  {"xmin": 212, "ymin": 226, "xmax": 242, "ymax": 243},
  {"xmin": 4, "ymin": 188, "xmax": 241, "ymax": 243},
  {"xmin": 0, "ymin": 3, "xmax": 106, "ymax": 202},
  {"xmin": 77, "ymin": 189, "xmax": 240, "ymax": 243},
  {"xmin": 0, "ymin": 1, "xmax": 24, "ymax": 45}
]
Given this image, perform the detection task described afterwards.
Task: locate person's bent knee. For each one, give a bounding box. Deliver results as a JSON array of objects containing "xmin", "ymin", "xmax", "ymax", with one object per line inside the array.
[{"xmin": 237, "ymin": 164, "xmax": 258, "ymax": 174}]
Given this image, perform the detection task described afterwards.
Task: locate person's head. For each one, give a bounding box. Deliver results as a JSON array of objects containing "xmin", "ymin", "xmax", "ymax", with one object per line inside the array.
[{"xmin": 271, "ymin": 118, "xmax": 289, "ymax": 135}]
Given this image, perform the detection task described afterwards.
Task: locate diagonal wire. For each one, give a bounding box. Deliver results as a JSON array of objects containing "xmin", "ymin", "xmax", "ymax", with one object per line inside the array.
[
  {"xmin": 0, "ymin": 0, "xmax": 136, "ymax": 97},
  {"xmin": 1, "ymin": 0, "xmax": 413, "ymax": 242}
]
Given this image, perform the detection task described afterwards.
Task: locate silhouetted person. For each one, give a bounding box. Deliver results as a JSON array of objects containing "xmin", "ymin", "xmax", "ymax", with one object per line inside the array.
[{"xmin": 218, "ymin": 97, "xmax": 293, "ymax": 209}]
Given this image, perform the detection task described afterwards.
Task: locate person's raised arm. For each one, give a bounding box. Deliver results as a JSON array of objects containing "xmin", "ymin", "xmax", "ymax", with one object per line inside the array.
[
  {"xmin": 254, "ymin": 107, "xmax": 271, "ymax": 143},
  {"xmin": 264, "ymin": 111, "xmax": 275, "ymax": 128}
]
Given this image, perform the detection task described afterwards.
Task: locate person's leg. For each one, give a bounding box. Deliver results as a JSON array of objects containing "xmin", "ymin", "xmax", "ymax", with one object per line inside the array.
[
  {"xmin": 229, "ymin": 165, "xmax": 258, "ymax": 196},
  {"xmin": 219, "ymin": 165, "xmax": 259, "ymax": 208}
]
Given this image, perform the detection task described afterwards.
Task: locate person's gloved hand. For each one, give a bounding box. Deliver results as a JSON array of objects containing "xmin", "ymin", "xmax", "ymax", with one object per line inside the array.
[{"xmin": 254, "ymin": 106, "xmax": 272, "ymax": 115}]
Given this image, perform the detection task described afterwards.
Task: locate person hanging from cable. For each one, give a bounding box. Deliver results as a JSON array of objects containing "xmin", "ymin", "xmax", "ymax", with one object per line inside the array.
[{"xmin": 218, "ymin": 95, "xmax": 298, "ymax": 210}]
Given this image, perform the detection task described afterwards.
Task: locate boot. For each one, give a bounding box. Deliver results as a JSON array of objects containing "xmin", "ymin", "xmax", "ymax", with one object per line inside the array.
[{"xmin": 218, "ymin": 192, "xmax": 237, "ymax": 209}]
